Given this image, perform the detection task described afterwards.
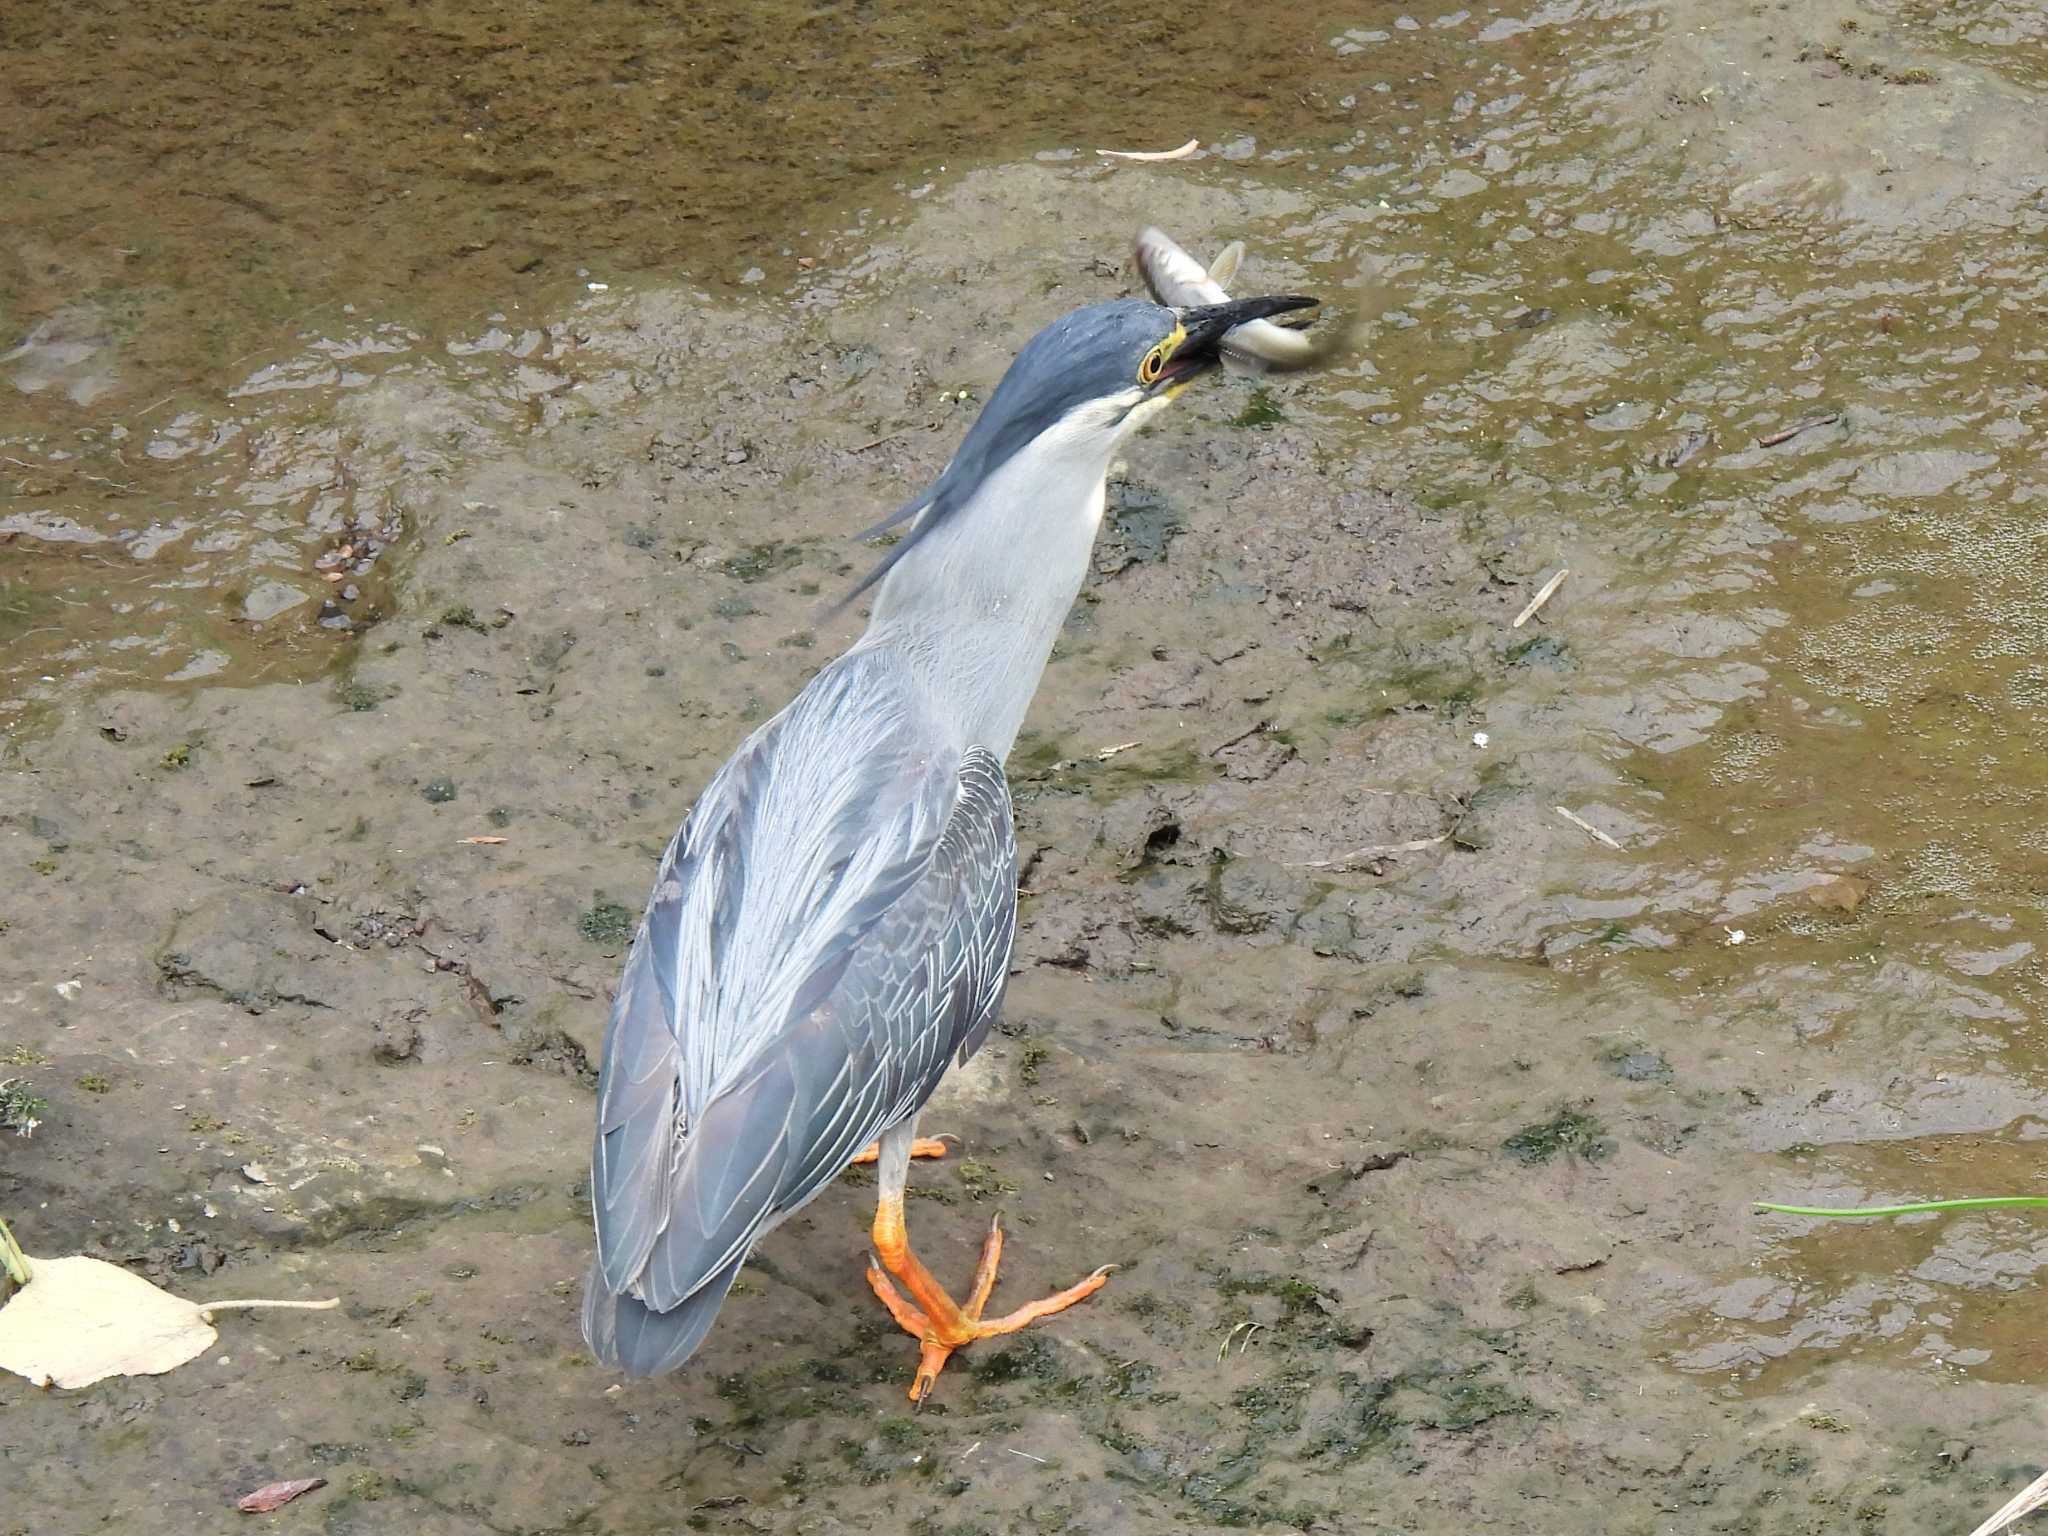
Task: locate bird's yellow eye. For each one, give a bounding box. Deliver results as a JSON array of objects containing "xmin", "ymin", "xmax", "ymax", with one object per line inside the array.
[{"xmin": 1138, "ymin": 345, "xmax": 1167, "ymax": 386}]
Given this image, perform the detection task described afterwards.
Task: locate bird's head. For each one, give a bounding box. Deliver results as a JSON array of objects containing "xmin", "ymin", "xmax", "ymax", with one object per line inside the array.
[
  {"xmin": 967, "ymin": 292, "xmax": 1321, "ymax": 447},
  {"xmin": 845, "ymin": 292, "xmax": 1318, "ymax": 603}
]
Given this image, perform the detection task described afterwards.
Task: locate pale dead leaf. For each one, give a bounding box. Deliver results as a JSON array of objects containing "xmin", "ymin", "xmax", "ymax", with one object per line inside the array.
[
  {"xmin": 0, "ymin": 1254, "xmax": 340, "ymax": 1389},
  {"xmin": 0, "ymin": 1255, "xmax": 218, "ymax": 1387},
  {"xmin": 238, "ymin": 1477, "xmax": 328, "ymax": 1513}
]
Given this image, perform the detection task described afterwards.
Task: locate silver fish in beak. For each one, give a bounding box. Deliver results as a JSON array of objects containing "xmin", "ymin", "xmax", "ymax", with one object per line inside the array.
[{"xmin": 1134, "ymin": 226, "xmax": 1320, "ymax": 374}]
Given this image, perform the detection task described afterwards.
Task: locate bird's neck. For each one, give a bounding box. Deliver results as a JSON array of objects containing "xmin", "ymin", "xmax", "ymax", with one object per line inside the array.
[{"xmin": 858, "ymin": 431, "xmax": 1114, "ymax": 759}]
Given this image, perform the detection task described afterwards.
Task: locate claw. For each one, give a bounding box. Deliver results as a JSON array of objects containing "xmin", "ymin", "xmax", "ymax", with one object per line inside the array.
[
  {"xmin": 867, "ymin": 1192, "xmax": 1112, "ymax": 1403},
  {"xmin": 850, "ymin": 1134, "xmax": 955, "ymax": 1166}
]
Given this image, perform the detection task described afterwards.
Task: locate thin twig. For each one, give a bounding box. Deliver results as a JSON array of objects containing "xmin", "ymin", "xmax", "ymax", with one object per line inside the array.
[
  {"xmin": 1207, "ymin": 720, "xmax": 1271, "ymax": 756},
  {"xmin": 850, "ymin": 431, "xmax": 907, "ymax": 453},
  {"xmin": 1094, "ymin": 741, "xmax": 1139, "ymax": 761},
  {"xmin": 1005, "ymin": 1448, "xmax": 1048, "ymax": 1464},
  {"xmin": 1097, "ymin": 139, "xmax": 1201, "ymax": 162},
  {"xmin": 1554, "ymin": 806, "xmax": 1623, "ymax": 850},
  {"xmin": 195, "ymin": 1296, "xmax": 342, "ymax": 1319},
  {"xmin": 1290, "ymin": 832, "xmax": 1451, "ymax": 870},
  {"xmin": 0, "ymin": 456, "xmax": 137, "ymax": 494},
  {"xmin": 1513, "ymin": 569, "xmax": 1568, "ymax": 628},
  {"xmin": 1756, "ymin": 411, "xmax": 1840, "ymax": 448}
]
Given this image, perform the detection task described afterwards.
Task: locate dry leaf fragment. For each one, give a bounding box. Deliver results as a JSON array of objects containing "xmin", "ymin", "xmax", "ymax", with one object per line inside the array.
[
  {"xmin": 1512, "ymin": 568, "xmax": 1568, "ymax": 628},
  {"xmin": 0, "ymin": 1254, "xmax": 340, "ymax": 1389},
  {"xmin": 238, "ymin": 1478, "xmax": 327, "ymax": 1514}
]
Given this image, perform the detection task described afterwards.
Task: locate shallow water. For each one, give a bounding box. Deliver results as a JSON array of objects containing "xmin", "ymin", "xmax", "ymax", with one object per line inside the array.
[
  {"xmin": 0, "ymin": 0, "xmax": 1431, "ymax": 727},
  {"xmin": 1323, "ymin": 0, "xmax": 2048, "ymax": 1385},
  {"xmin": 6, "ymin": 0, "xmax": 2048, "ymax": 1529}
]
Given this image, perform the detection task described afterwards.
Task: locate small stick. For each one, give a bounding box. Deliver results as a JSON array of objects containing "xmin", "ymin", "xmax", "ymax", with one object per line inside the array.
[
  {"xmin": 1097, "ymin": 139, "xmax": 1201, "ymax": 162},
  {"xmin": 1005, "ymin": 1448, "xmax": 1049, "ymax": 1464},
  {"xmin": 851, "ymin": 431, "xmax": 907, "ymax": 453},
  {"xmin": 1094, "ymin": 741, "xmax": 1139, "ymax": 761},
  {"xmin": 0, "ymin": 455, "xmax": 138, "ymax": 493},
  {"xmin": 1513, "ymin": 569, "xmax": 1568, "ymax": 628},
  {"xmin": 1290, "ymin": 832, "xmax": 1450, "ymax": 870},
  {"xmin": 195, "ymin": 1296, "xmax": 342, "ymax": 1320},
  {"xmin": 1554, "ymin": 806, "xmax": 1623, "ymax": 850},
  {"xmin": 1207, "ymin": 719, "xmax": 1271, "ymax": 756},
  {"xmin": 1756, "ymin": 411, "xmax": 1840, "ymax": 448}
]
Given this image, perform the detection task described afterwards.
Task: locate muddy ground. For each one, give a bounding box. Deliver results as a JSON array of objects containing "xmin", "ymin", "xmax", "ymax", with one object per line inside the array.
[{"xmin": 6, "ymin": 0, "xmax": 2048, "ymax": 1532}]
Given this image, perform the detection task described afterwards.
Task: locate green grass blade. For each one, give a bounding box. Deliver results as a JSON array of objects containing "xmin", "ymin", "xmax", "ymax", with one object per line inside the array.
[
  {"xmin": 1754, "ymin": 1196, "xmax": 2048, "ymax": 1219},
  {"xmin": 0, "ymin": 1217, "xmax": 29, "ymax": 1286}
]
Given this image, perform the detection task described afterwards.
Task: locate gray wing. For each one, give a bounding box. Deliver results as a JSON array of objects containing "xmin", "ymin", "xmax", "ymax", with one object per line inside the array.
[
  {"xmin": 584, "ymin": 655, "xmax": 1015, "ymax": 1371},
  {"xmin": 771, "ymin": 746, "xmax": 1016, "ymax": 1202}
]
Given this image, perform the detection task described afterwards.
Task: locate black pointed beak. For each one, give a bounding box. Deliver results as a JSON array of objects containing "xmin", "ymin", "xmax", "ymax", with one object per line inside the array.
[
  {"xmin": 1180, "ymin": 293, "xmax": 1317, "ymax": 352},
  {"xmin": 1154, "ymin": 295, "xmax": 1319, "ymax": 389}
]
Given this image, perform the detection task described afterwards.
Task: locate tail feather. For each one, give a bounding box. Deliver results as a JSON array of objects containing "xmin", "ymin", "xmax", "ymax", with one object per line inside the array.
[{"xmin": 581, "ymin": 1251, "xmax": 746, "ymax": 1378}]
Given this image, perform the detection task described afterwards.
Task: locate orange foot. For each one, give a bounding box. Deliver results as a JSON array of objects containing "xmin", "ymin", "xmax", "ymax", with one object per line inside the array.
[
  {"xmin": 865, "ymin": 1199, "xmax": 1113, "ymax": 1403},
  {"xmin": 850, "ymin": 1135, "xmax": 953, "ymax": 1166}
]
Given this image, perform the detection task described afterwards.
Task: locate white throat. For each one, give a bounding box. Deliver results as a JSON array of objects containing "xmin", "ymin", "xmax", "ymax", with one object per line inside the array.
[{"xmin": 858, "ymin": 389, "xmax": 1163, "ymax": 756}]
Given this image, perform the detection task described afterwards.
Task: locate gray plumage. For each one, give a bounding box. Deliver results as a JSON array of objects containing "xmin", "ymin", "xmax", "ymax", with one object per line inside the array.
[
  {"xmin": 584, "ymin": 657, "xmax": 1016, "ymax": 1370},
  {"xmin": 583, "ymin": 288, "xmax": 1318, "ymax": 1378}
]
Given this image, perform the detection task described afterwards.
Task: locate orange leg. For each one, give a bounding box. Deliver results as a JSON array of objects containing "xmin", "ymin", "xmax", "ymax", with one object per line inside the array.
[
  {"xmin": 865, "ymin": 1193, "xmax": 1113, "ymax": 1403},
  {"xmin": 851, "ymin": 1135, "xmax": 953, "ymax": 1166}
]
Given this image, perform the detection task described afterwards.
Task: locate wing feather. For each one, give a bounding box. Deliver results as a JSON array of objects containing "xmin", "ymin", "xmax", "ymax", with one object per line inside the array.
[
  {"xmin": 772, "ymin": 747, "xmax": 1016, "ymax": 1205},
  {"xmin": 585, "ymin": 650, "xmax": 1018, "ymax": 1362}
]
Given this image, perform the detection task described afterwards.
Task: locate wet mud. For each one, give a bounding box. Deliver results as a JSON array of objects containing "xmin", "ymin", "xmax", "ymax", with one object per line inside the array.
[{"xmin": 6, "ymin": 0, "xmax": 2048, "ymax": 1532}]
